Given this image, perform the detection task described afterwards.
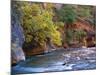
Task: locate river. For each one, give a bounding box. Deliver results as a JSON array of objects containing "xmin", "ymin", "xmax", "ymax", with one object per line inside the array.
[{"xmin": 12, "ymin": 47, "xmax": 96, "ymax": 74}]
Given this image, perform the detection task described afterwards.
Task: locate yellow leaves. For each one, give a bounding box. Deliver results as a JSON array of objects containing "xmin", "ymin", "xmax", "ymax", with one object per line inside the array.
[
  {"xmin": 44, "ymin": 11, "xmax": 54, "ymax": 19},
  {"xmin": 26, "ymin": 35, "xmax": 33, "ymax": 42},
  {"xmin": 51, "ymin": 30, "xmax": 62, "ymax": 46},
  {"xmin": 31, "ymin": 4, "xmax": 40, "ymax": 12},
  {"xmin": 32, "ymin": 11, "xmax": 62, "ymax": 46},
  {"xmin": 55, "ymin": 22, "xmax": 64, "ymax": 28},
  {"xmin": 21, "ymin": 3, "xmax": 41, "ymax": 16},
  {"xmin": 20, "ymin": 2, "xmax": 62, "ymax": 46},
  {"xmin": 32, "ymin": 15, "xmax": 48, "ymax": 29}
]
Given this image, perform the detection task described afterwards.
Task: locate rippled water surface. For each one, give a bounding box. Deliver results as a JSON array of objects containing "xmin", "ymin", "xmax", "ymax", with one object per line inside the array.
[{"xmin": 12, "ymin": 47, "xmax": 96, "ymax": 74}]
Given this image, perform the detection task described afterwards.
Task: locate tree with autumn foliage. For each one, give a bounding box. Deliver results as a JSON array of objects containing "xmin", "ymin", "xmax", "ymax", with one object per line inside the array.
[{"xmin": 19, "ymin": 2, "xmax": 62, "ymax": 50}]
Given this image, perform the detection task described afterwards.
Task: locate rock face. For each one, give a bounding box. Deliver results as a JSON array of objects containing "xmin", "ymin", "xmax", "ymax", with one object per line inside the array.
[{"xmin": 11, "ymin": 2, "xmax": 25, "ymax": 64}]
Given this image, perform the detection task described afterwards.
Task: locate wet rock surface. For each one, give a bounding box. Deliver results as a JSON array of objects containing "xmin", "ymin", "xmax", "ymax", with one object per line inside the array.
[{"xmin": 12, "ymin": 47, "xmax": 96, "ymax": 74}]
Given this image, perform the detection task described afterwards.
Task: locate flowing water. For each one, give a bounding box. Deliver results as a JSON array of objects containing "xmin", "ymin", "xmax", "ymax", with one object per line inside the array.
[{"xmin": 12, "ymin": 47, "xmax": 96, "ymax": 74}]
